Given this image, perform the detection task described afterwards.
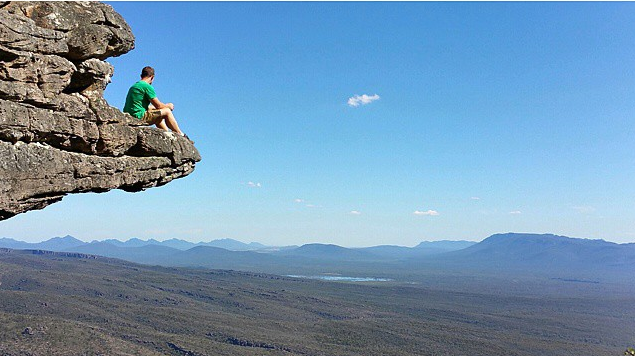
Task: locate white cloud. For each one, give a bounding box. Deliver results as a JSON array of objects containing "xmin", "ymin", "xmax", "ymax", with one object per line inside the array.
[
  {"xmin": 413, "ymin": 210, "xmax": 439, "ymax": 216},
  {"xmin": 509, "ymin": 210, "xmax": 522, "ymax": 215},
  {"xmin": 306, "ymin": 204, "xmax": 322, "ymax": 208},
  {"xmin": 347, "ymin": 94, "xmax": 380, "ymax": 107},
  {"xmin": 246, "ymin": 181, "xmax": 262, "ymax": 188},
  {"xmin": 294, "ymin": 198, "xmax": 304, "ymax": 203},
  {"xmin": 471, "ymin": 197, "xmax": 481, "ymax": 200},
  {"xmin": 349, "ymin": 210, "xmax": 362, "ymax": 215}
]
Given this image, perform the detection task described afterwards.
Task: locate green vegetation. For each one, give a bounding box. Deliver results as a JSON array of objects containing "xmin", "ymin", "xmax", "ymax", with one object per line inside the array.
[{"xmin": 0, "ymin": 250, "xmax": 633, "ymax": 355}]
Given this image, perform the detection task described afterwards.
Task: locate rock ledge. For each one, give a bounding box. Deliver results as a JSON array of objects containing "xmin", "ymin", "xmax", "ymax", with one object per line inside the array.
[{"xmin": 0, "ymin": 2, "xmax": 201, "ymax": 220}]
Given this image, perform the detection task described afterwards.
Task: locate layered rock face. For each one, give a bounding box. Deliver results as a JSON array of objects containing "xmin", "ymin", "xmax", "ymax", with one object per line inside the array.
[{"xmin": 0, "ymin": 2, "xmax": 201, "ymax": 220}]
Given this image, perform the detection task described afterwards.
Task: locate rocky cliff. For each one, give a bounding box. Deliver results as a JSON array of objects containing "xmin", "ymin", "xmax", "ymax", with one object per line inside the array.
[{"xmin": 0, "ymin": 2, "xmax": 201, "ymax": 220}]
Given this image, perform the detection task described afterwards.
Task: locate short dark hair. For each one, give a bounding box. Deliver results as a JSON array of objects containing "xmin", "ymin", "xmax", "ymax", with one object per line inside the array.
[{"xmin": 141, "ymin": 66, "xmax": 154, "ymax": 78}]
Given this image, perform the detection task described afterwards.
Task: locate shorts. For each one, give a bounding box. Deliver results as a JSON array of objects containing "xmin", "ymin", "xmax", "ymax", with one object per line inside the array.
[{"xmin": 141, "ymin": 109, "xmax": 163, "ymax": 125}]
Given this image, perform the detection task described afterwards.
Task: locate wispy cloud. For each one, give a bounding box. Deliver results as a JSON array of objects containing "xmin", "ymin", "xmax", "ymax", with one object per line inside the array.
[
  {"xmin": 479, "ymin": 209, "xmax": 498, "ymax": 216},
  {"xmin": 144, "ymin": 229, "xmax": 169, "ymax": 235},
  {"xmin": 245, "ymin": 181, "xmax": 262, "ymax": 188},
  {"xmin": 413, "ymin": 210, "xmax": 439, "ymax": 216},
  {"xmin": 349, "ymin": 210, "xmax": 362, "ymax": 215},
  {"xmin": 509, "ymin": 210, "xmax": 522, "ymax": 215},
  {"xmin": 347, "ymin": 94, "xmax": 380, "ymax": 107},
  {"xmin": 181, "ymin": 228, "xmax": 203, "ymax": 235},
  {"xmin": 294, "ymin": 199, "xmax": 322, "ymax": 208},
  {"xmin": 573, "ymin": 205, "xmax": 595, "ymax": 214},
  {"xmin": 471, "ymin": 197, "xmax": 481, "ymax": 200}
]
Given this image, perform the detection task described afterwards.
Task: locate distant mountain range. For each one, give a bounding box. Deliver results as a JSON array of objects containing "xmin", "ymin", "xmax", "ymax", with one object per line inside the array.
[
  {"xmin": 1, "ymin": 233, "xmax": 632, "ymax": 281},
  {"xmin": 0, "ymin": 236, "xmax": 277, "ymax": 252},
  {"xmin": 0, "ymin": 235, "xmax": 474, "ymax": 255}
]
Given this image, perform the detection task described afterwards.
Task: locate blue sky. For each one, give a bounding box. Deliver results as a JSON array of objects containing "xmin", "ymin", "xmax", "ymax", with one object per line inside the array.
[{"xmin": 2, "ymin": 2, "xmax": 635, "ymax": 246}]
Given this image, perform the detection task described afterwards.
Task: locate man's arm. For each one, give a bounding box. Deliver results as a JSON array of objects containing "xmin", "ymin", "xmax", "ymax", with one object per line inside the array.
[{"xmin": 150, "ymin": 97, "xmax": 174, "ymax": 111}]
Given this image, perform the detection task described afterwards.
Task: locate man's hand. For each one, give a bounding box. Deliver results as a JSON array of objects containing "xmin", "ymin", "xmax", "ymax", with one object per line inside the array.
[{"xmin": 150, "ymin": 98, "xmax": 174, "ymax": 111}]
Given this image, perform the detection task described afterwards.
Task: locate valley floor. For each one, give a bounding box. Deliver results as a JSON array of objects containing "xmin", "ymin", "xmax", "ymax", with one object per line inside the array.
[{"xmin": 0, "ymin": 250, "xmax": 633, "ymax": 356}]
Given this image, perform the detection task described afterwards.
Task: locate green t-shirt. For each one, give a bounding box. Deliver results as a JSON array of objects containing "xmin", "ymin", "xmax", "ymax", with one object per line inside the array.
[{"xmin": 123, "ymin": 80, "xmax": 157, "ymax": 119}]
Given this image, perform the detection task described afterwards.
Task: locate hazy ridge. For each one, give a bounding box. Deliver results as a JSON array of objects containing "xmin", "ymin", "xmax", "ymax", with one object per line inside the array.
[{"xmin": 1, "ymin": 233, "xmax": 633, "ymax": 283}]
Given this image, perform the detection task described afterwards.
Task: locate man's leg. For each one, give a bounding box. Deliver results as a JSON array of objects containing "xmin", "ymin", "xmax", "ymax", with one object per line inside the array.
[
  {"xmin": 159, "ymin": 108, "xmax": 184, "ymax": 135},
  {"xmin": 155, "ymin": 118, "xmax": 169, "ymax": 131}
]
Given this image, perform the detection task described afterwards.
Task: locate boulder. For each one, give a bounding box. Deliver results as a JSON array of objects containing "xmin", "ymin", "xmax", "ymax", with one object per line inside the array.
[{"xmin": 0, "ymin": 1, "xmax": 201, "ymax": 221}]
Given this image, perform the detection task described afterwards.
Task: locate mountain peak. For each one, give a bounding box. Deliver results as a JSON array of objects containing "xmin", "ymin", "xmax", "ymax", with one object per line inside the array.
[
  {"xmin": 437, "ymin": 232, "xmax": 632, "ymax": 273},
  {"xmin": 54, "ymin": 235, "xmax": 82, "ymax": 242}
]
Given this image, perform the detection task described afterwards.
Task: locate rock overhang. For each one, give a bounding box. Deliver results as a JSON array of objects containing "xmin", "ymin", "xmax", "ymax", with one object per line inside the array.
[{"xmin": 0, "ymin": 1, "xmax": 201, "ymax": 220}]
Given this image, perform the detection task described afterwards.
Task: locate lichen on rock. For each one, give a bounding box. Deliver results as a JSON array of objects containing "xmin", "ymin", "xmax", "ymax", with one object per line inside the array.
[{"xmin": 0, "ymin": 1, "xmax": 201, "ymax": 221}]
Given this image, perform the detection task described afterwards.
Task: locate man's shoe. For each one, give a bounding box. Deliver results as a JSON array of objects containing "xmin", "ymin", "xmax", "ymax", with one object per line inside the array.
[{"xmin": 182, "ymin": 133, "xmax": 194, "ymax": 144}]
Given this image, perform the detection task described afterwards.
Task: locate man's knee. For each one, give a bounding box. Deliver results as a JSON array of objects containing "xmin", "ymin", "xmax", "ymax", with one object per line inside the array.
[{"xmin": 160, "ymin": 108, "xmax": 172, "ymax": 116}]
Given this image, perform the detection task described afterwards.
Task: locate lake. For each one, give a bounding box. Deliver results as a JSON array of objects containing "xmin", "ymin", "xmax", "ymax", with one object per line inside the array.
[{"xmin": 286, "ymin": 274, "xmax": 392, "ymax": 282}]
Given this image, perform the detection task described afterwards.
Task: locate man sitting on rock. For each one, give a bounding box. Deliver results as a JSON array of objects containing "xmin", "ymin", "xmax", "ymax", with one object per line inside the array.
[{"xmin": 123, "ymin": 66, "xmax": 190, "ymax": 140}]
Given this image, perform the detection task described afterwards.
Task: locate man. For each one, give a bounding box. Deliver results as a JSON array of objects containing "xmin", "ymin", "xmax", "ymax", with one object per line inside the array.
[{"xmin": 123, "ymin": 66, "xmax": 190, "ymax": 140}]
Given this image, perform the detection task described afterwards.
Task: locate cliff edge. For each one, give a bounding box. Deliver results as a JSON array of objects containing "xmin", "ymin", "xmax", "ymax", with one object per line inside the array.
[{"xmin": 0, "ymin": 2, "xmax": 201, "ymax": 220}]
